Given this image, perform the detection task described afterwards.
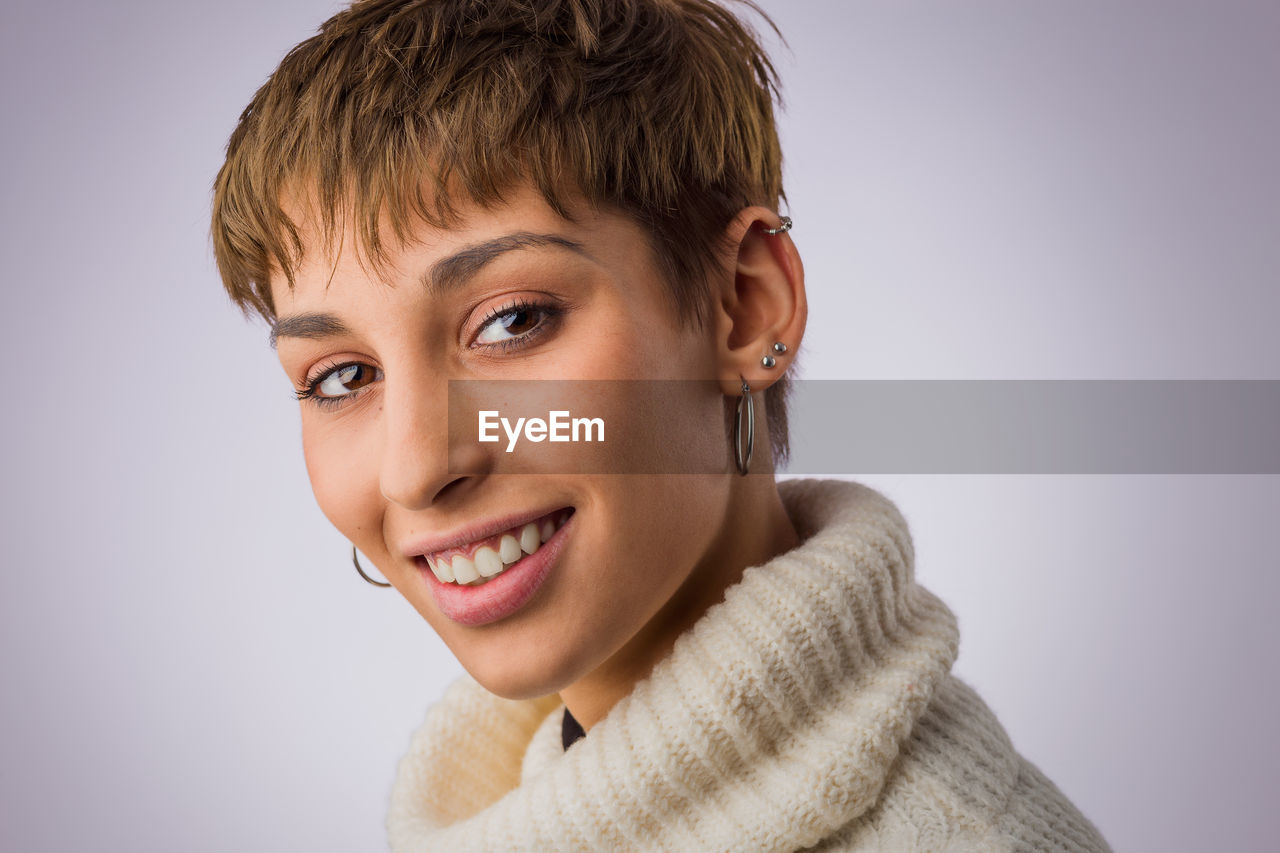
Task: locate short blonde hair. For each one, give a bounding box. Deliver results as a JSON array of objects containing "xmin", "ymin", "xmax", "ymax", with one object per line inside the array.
[{"xmin": 211, "ymin": 0, "xmax": 792, "ymax": 461}]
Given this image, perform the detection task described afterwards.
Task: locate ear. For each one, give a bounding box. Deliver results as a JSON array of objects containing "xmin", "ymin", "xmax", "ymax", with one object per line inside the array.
[{"xmin": 712, "ymin": 207, "xmax": 807, "ymax": 397}]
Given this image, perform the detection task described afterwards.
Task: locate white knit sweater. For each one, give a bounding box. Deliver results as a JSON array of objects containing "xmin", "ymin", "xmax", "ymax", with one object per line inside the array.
[{"xmin": 387, "ymin": 478, "xmax": 1112, "ymax": 852}]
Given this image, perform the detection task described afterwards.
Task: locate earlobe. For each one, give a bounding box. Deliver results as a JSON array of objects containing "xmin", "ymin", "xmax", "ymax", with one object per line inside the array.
[{"xmin": 713, "ymin": 208, "xmax": 807, "ymax": 397}]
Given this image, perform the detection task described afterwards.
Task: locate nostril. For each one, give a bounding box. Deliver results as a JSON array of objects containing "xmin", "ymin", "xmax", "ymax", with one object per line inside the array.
[{"xmin": 431, "ymin": 476, "xmax": 471, "ymax": 504}]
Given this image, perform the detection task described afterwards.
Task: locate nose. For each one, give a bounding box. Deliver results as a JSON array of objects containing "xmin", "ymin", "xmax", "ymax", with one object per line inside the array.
[{"xmin": 378, "ymin": 369, "xmax": 486, "ymax": 510}]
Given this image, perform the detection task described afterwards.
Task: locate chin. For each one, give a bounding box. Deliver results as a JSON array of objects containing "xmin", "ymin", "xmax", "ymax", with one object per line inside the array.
[
  {"xmin": 460, "ymin": 640, "xmax": 591, "ymax": 701},
  {"xmin": 467, "ymin": 665, "xmax": 566, "ymax": 702}
]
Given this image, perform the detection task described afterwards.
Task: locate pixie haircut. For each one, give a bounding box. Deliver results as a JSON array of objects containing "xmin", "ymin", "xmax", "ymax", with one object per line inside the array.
[{"xmin": 212, "ymin": 0, "xmax": 793, "ymax": 461}]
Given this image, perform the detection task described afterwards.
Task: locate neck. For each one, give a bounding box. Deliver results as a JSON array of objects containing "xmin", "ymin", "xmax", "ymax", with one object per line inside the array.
[{"xmin": 558, "ymin": 475, "xmax": 799, "ymax": 731}]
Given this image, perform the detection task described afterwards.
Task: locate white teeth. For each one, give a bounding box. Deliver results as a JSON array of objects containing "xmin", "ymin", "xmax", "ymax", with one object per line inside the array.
[
  {"xmin": 427, "ymin": 555, "xmax": 454, "ymax": 584},
  {"xmin": 499, "ymin": 534, "xmax": 522, "ymax": 564},
  {"xmin": 427, "ymin": 511, "xmax": 572, "ymax": 586},
  {"xmin": 474, "ymin": 546, "xmax": 503, "ymax": 578},
  {"xmin": 520, "ymin": 523, "xmax": 540, "ymax": 555},
  {"xmin": 451, "ymin": 554, "xmax": 480, "ymax": 584}
]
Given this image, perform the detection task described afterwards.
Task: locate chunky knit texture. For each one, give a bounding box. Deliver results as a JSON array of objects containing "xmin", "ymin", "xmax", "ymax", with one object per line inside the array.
[{"xmin": 388, "ymin": 478, "xmax": 1111, "ymax": 852}]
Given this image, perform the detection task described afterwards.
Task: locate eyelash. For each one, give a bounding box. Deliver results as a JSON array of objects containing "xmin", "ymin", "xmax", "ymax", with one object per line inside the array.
[
  {"xmin": 474, "ymin": 298, "xmax": 562, "ymax": 353},
  {"xmin": 293, "ymin": 360, "xmax": 373, "ymax": 410},
  {"xmin": 291, "ymin": 298, "xmax": 563, "ymax": 409}
]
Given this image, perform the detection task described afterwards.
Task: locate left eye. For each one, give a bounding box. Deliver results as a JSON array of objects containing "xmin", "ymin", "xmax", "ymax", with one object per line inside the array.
[{"xmin": 475, "ymin": 304, "xmax": 546, "ymax": 345}]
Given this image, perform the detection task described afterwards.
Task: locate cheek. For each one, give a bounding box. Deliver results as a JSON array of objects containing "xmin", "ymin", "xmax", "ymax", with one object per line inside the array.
[
  {"xmin": 301, "ymin": 421, "xmax": 383, "ymax": 543},
  {"xmin": 584, "ymin": 475, "xmax": 732, "ymax": 625}
]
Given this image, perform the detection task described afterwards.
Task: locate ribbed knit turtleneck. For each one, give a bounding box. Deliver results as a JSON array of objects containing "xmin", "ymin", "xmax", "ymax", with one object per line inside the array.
[{"xmin": 387, "ymin": 478, "xmax": 1111, "ymax": 852}]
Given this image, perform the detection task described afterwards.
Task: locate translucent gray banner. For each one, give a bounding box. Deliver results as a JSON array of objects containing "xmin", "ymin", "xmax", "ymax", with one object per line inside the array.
[{"xmin": 447, "ymin": 380, "xmax": 1280, "ymax": 474}]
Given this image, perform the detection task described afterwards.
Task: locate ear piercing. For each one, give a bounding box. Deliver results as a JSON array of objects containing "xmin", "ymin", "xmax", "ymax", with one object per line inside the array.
[
  {"xmin": 352, "ymin": 545, "xmax": 392, "ymax": 588},
  {"xmin": 762, "ymin": 341, "xmax": 787, "ymax": 368},
  {"xmin": 757, "ymin": 215, "xmax": 792, "ymax": 364},
  {"xmin": 761, "ymin": 215, "xmax": 793, "ymax": 235},
  {"xmin": 735, "ymin": 377, "xmax": 754, "ymax": 476},
  {"xmin": 734, "ymin": 347, "xmax": 783, "ymax": 473}
]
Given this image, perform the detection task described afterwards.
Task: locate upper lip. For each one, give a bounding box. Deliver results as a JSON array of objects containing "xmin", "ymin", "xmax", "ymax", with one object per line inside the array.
[{"xmin": 400, "ymin": 505, "xmax": 570, "ymax": 560}]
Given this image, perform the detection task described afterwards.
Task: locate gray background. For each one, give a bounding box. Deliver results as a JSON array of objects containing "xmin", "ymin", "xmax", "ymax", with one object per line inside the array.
[{"xmin": 2, "ymin": 1, "xmax": 1277, "ymax": 850}]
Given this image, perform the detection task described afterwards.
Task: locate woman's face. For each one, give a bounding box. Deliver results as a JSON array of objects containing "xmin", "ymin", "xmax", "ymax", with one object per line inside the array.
[{"xmin": 270, "ymin": 183, "xmax": 743, "ymax": 699}]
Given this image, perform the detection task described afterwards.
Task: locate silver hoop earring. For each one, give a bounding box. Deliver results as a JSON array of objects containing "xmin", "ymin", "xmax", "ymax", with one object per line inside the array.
[
  {"xmin": 761, "ymin": 215, "xmax": 792, "ymax": 236},
  {"xmin": 352, "ymin": 545, "xmax": 392, "ymax": 588},
  {"xmin": 734, "ymin": 378, "xmax": 755, "ymax": 476}
]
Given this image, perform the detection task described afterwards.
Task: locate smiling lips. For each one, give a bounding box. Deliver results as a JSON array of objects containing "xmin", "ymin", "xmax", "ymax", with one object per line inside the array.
[
  {"xmin": 419, "ymin": 508, "xmax": 574, "ymax": 586},
  {"xmin": 414, "ymin": 507, "xmax": 577, "ymax": 626}
]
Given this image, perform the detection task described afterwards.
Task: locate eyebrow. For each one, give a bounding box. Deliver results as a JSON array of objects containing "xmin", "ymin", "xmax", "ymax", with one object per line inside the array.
[{"xmin": 269, "ymin": 231, "xmax": 591, "ymax": 349}]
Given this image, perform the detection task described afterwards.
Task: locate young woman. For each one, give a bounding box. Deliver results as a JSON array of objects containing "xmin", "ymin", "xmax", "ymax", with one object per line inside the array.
[{"xmin": 211, "ymin": 1, "xmax": 1112, "ymax": 849}]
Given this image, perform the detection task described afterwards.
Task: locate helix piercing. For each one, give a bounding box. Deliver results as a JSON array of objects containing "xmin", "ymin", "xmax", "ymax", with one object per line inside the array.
[{"xmin": 761, "ymin": 216, "xmax": 793, "ymax": 236}]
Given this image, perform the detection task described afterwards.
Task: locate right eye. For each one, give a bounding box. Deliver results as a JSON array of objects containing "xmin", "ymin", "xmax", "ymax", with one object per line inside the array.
[{"xmin": 295, "ymin": 362, "xmax": 382, "ymax": 408}]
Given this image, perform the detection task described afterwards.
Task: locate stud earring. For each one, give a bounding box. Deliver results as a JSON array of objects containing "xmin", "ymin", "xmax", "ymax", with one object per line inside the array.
[{"xmin": 762, "ymin": 342, "xmax": 787, "ymax": 369}]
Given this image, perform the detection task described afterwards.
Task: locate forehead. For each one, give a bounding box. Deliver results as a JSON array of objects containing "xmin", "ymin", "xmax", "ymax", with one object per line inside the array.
[{"xmin": 268, "ymin": 182, "xmax": 655, "ymax": 312}]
